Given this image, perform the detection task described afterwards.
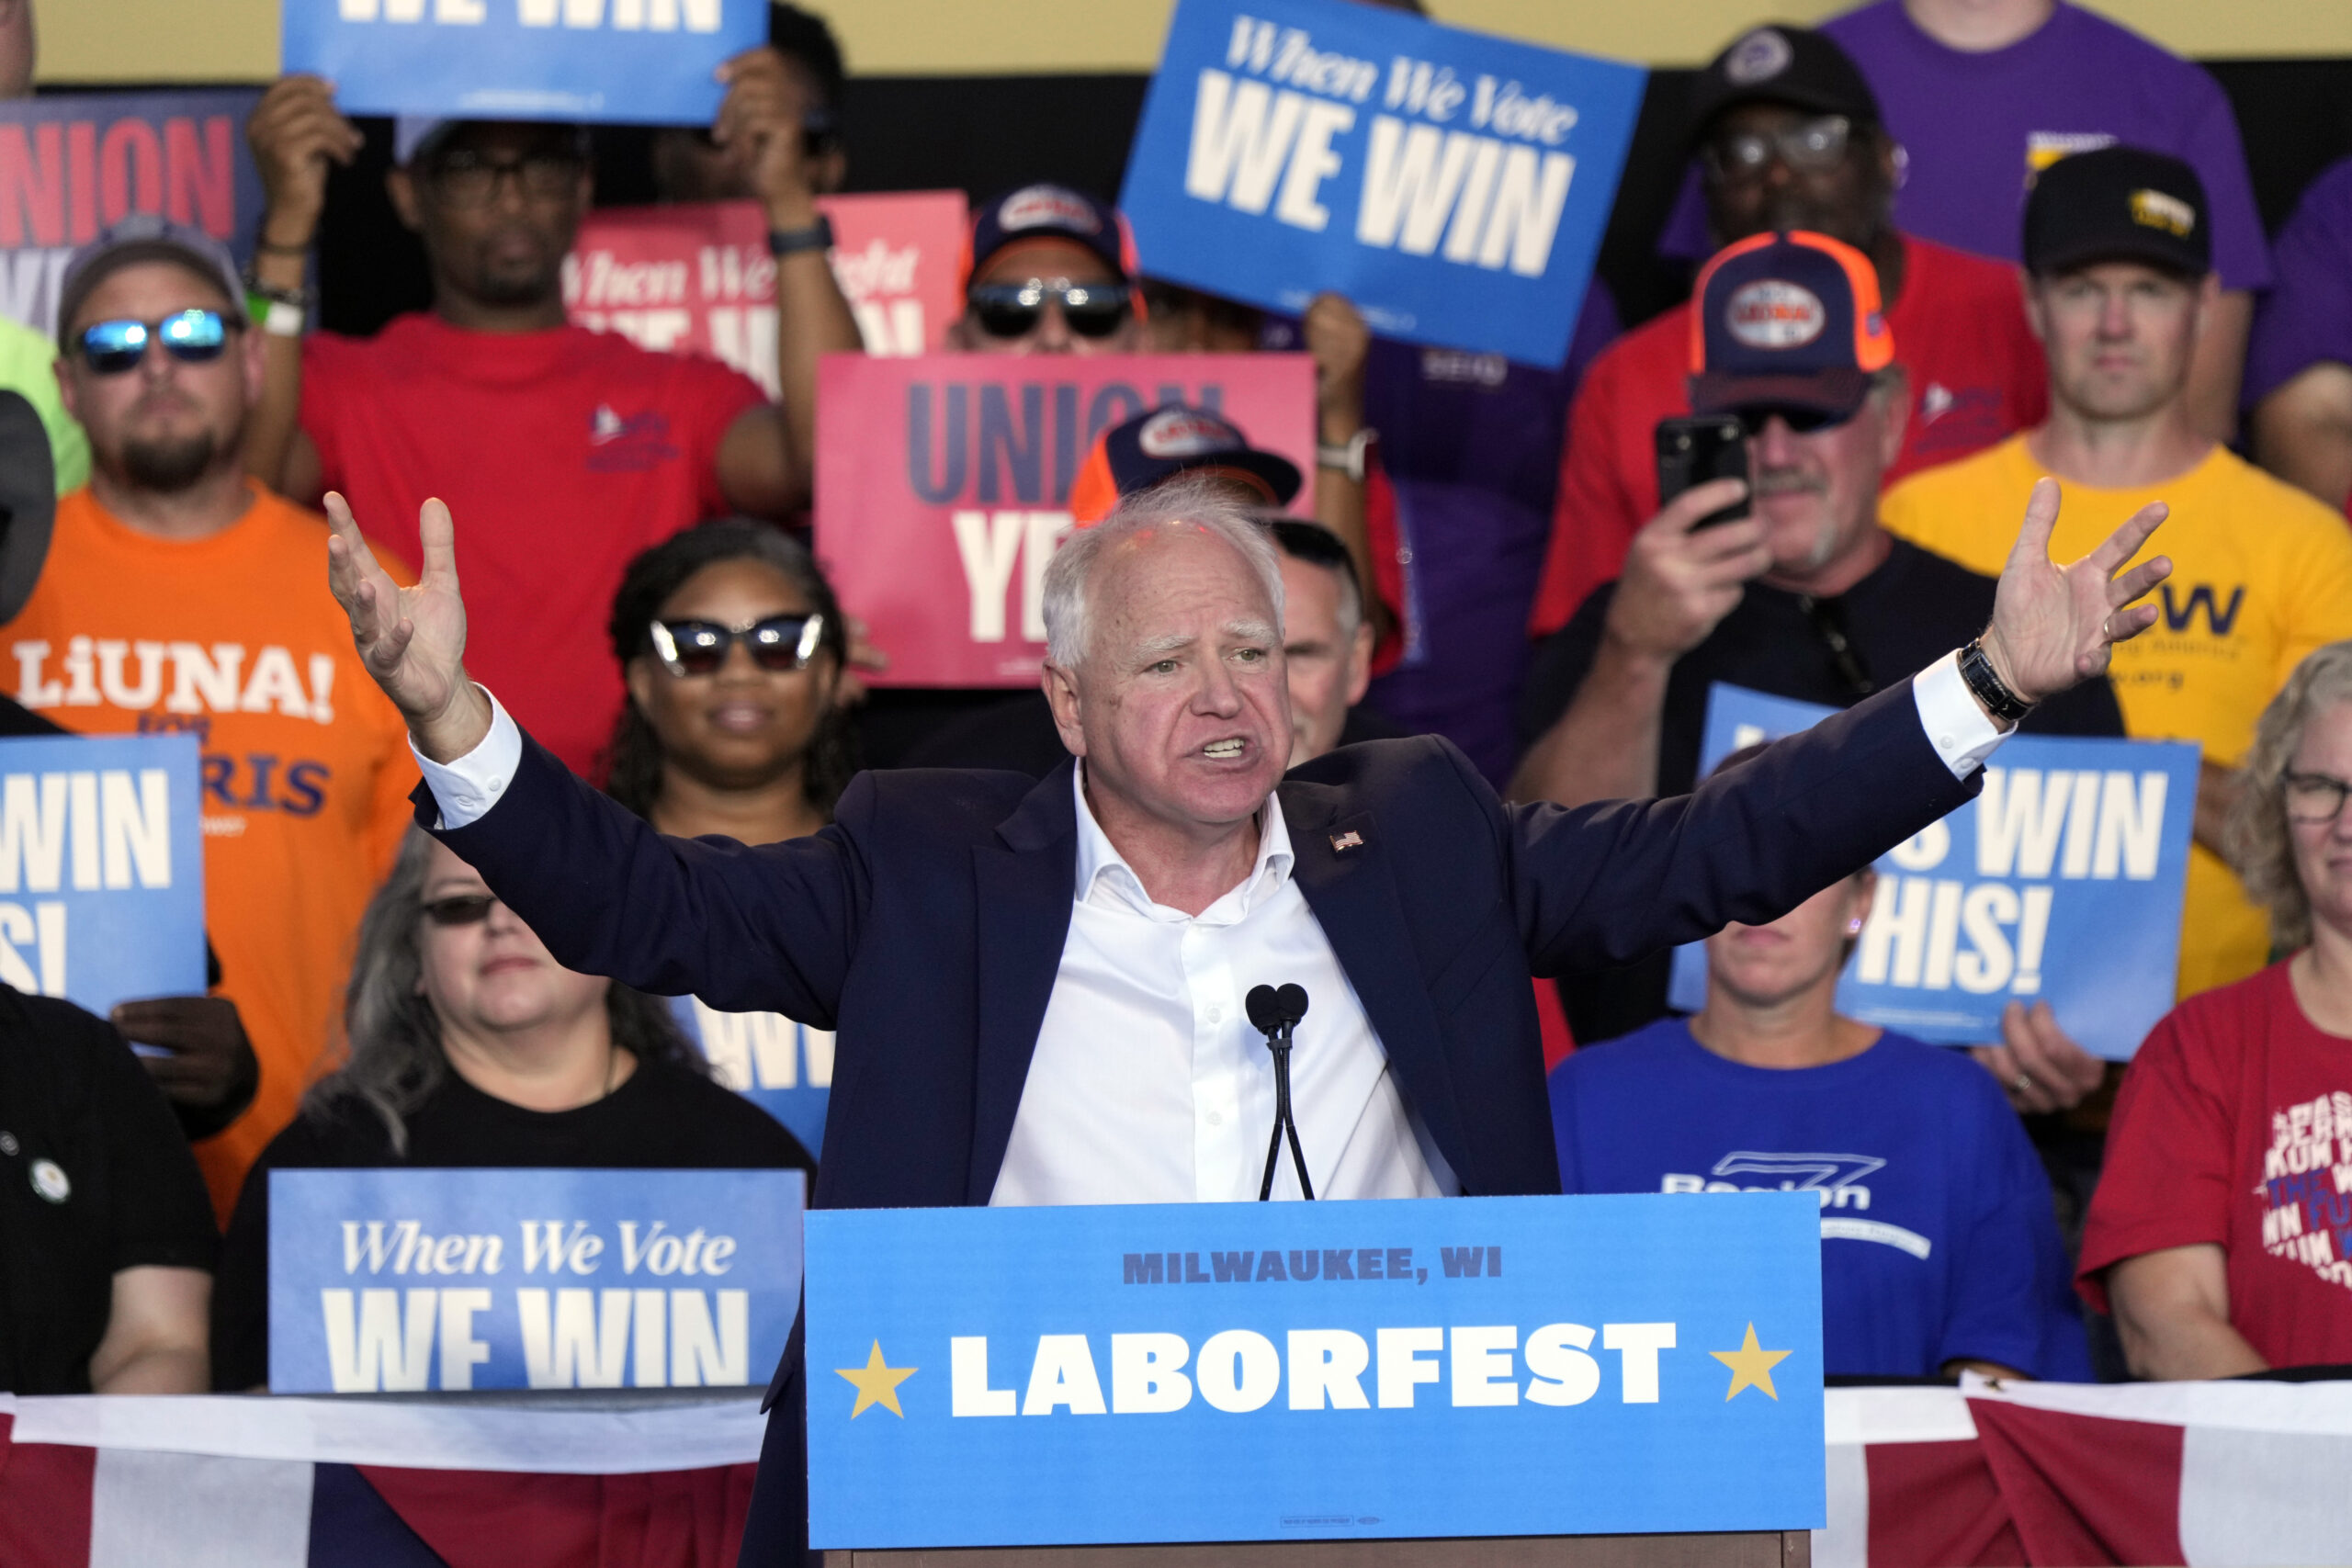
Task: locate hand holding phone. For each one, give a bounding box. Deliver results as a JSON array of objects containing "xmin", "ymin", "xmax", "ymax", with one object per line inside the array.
[{"xmin": 1655, "ymin": 414, "xmax": 1751, "ymax": 529}]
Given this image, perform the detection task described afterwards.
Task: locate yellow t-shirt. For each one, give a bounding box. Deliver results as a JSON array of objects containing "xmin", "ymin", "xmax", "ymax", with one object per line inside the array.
[
  {"xmin": 1882, "ymin": 435, "xmax": 2352, "ymax": 999},
  {"xmin": 0, "ymin": 485, "xmax": 419, "ymax": 1219}
]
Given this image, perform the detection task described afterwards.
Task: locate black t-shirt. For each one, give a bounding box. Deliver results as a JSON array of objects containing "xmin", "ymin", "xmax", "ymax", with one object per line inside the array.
[
  {"xmin": 211, "ymin": 1055, "xmax": 814, "ymax": 1391},
  {"xmin": 0, "ymin": 986, "xmax": 219, "ymax": 1393},
  {"xmin": 1515, "ymin": 536, "xmax": 2128, "ymax": 1045}
]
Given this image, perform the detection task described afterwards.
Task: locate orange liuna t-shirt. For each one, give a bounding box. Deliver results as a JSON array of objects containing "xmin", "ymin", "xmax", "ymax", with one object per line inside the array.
[{"xmin": 0, "ymin": 484, "xmax": 419, "ymax": 1218}]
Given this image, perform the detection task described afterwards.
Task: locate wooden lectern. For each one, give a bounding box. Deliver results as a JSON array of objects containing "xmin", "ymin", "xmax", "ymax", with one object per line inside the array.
[{"xmin": 822, "ymin": 1531, "xmax": 1810, "ymax": 1566}]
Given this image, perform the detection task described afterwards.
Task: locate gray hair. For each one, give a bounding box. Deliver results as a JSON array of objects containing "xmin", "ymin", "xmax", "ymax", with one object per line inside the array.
[
  {"xmin": 1041, "ymin": 474, "xmax": 1287, "ymax": 669},
  {"xmin": 303, "ymin": 828, "xmax": 701, "ymax": 1155},
  {"xmin": 2227, "ymin": 641, "xmax": 2352, "ymax": 952}
]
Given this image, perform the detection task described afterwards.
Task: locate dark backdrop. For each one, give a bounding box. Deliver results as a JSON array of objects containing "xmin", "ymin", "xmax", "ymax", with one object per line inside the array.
[{"xmin": 73, "ymin": 58, "xmax": 2349, "ymax": 341}]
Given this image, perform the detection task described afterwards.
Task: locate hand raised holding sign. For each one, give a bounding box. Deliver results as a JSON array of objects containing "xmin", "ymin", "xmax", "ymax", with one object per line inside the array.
[
  {"xmin": 1981, "ymin": 478, "xmax": 2172, "ymax": 704},
  {"xmin": 324, "ymin": 493, "xmax": 488, "ymax": 762}
]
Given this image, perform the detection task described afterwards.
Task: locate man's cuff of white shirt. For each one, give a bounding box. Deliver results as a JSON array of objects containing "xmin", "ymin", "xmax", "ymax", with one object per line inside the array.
[
  {"xmin": 1913, "ymin": 649, "xmax": 2010, "ymax": 780},
  {"xmin": 410, "ymin": 688, "xmax": 523, "ymax": 829}
]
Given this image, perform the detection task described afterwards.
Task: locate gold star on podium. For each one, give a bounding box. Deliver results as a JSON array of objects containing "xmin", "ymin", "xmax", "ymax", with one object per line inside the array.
[
  {"xmin": 1711, "ymin": 1322, "xmax": 1792, "ymax": 1401},
  {"xmin": 836, "ymin": 1339, "xmax": 917, "ymax": 1418}
]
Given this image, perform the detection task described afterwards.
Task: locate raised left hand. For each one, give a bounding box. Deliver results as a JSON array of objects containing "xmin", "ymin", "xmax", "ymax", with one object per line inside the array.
[
  {"xmin": 1982, "ymin": 476, "xmax": 2171, "ymax": 702},
  {"xmin": 715, "ymin": 46, "xmax": 818, "ymax": 228}
]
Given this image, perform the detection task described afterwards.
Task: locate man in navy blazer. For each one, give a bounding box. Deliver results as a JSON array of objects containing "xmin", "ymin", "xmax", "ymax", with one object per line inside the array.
[{"xmin": 326, "ymin": 471, "xmax": 2167, "ymax": 1562}]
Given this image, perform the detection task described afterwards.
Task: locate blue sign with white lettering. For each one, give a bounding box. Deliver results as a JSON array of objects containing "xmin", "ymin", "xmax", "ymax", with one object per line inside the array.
[
  {"xmin": 669, "ymin": 994, "xmax": 831, "ymax": 1154},
  {"xmin": 281, "ymin": 0, "xmax": 763, "ymax": 125},
  {"xmin": 1667, "ymin": 684, "xmax": 2198, "ymax": 1060},
  {"xmin": 267, "ymin": 1168, "xmax": 803, "ymax": 1393},
  {"xmin": 805, "ymin": 1193, "xmax": 1823, "ymax": 1548},
  {"xmin": 1118, "ymin": 0, "xmax": 1645, "ymax": 366},
  {"xmin": 0, "ymin": 734, "xmax": 203, "ymax": 1019}
]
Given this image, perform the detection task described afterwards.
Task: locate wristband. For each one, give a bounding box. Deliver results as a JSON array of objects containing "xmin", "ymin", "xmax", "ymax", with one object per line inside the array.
[
  {"xmin": 1959, "ymin": 637, "xmax": 2034, "ymax": 725},
  {"xmin": 767, "ymin": 216, "xmax": 834, "ymax": 257},
  {"xmin": 1317, "ymin": 428, "xmax": 1374, "ymax": 483},
  {"xmin": 261, "ymin": 299, "xmax": 306, "ymax": 338}
]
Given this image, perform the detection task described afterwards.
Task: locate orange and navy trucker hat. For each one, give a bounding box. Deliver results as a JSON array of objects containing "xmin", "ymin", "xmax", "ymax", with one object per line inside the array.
[
  {"xmin": 1687, "ymin": 229, "xmax": 1894, "ymax": 423},
  {"xmin": 1069, "ymin": 404, "xmax": 1303, "ymax": 525}
]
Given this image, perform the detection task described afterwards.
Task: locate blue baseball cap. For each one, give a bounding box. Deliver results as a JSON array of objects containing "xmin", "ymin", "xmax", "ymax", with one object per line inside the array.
[
  {"xmin": 1688, "ymin": 229, "xmax": 1894, "ymax": 421},
  {"xmin": 964, "ymin": 184, "xmax": 1131, "ymax": 288},
  {"xmin": 1069, "ymin": 404, "xmax": 1301, "ymax": 525}
]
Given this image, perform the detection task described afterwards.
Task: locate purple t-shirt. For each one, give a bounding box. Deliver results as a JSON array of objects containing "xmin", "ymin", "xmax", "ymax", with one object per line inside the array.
[
  {"xmin": 1657, "ymin": 3, "xmax": 2270, "ymax": 293},
  {"xmin": 2245, "ymin": 155, "xmax": 2352, "ymax": 410}
]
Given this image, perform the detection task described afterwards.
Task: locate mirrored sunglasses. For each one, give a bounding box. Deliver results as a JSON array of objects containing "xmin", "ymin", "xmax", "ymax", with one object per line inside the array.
[
  {"xmin": 648, "ymin": 613, "xmax": 826, "ymax": 677},
  {"xmin": 77, "ymin": 310, "xmax": 236, "ymax": 375},
  {"xmin": 967, "ymin": 281, "xmax": 1132, "ymax": 341}
]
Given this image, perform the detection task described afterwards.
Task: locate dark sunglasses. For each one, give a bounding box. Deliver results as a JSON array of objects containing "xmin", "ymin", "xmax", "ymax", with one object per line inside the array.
[
  {"xmin": 1732, "ymin": 403, "xmax": 1860, "ymax": 436},
  {"xmin": 967, "ymin": 281, "xmax": 1132, "ymax": 341},
  {"xmin": 648, "ymin": 613, "xmax": 825, "ymax": 677},
  {"xmin": 420, "ymin": 893, "xmax": 498, "ymax": 926},
  {"xmin": 76, "ymin": 310, "xmax": 238, "ymax": 375}
]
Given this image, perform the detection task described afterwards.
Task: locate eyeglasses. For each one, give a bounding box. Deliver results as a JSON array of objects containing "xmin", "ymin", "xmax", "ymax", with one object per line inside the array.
[
  {"xmin": 1733, "ymin": 403, "xmax": 1860, "ymax": 436},
  {"xmin": 2283, "ymin": 771, "xmax": 2352, "ymax": 824},
  {"xmin": 1702, "ymin": 115, "xmax": 1855, "ymax": 182},
  {"xmin": 76, "ymin": 310, "xmax": 238, "ymax": 375},
  {"xmin": 648, "ymin": 613, "xmax": 826, "ymax": 677},
  {"xmin": 426, "ymin": 149, "xmax": 585, "ymax": 208},
  {"xmin": 420, "ymin": 893, "xmax": 499, "ymax": 926},
  {"xmin": 967, "ymin": 280, "xmax": 1132, "ymax": 341}
]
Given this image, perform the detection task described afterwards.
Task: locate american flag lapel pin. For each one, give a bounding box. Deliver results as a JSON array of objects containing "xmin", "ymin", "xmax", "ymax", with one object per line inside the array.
[{"xmin": 1329, "ymin": 829, "xmax": 1365, "ymax": 852}]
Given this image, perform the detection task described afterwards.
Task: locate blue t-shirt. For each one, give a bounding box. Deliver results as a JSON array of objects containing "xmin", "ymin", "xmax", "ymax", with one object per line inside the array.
[{"xmin": 1549, "ymin": 1020, "xmax": 2090, "ymax": 1381}]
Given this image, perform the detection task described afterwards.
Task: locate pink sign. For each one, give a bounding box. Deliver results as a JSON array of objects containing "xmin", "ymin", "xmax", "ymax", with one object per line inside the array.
[
  {"xmin": 816, "ymin": 354, "xmax": 1318, "ymax": 687},
  {"xmin": 564, "ymin": 190, "xmax": 968, "ymax": 389}
]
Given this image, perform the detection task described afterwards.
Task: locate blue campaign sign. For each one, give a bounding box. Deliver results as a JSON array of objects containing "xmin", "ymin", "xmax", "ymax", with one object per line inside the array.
[
  {"xmin": 267, "ymin": 1168, "xmax": 804, "ymax": 1393},
  {"xmin": 805, "ymin": 1193, "xmax": 1824, "ymax": 1549},
  {"xmin": 1118, "ymin": 0, "xmax": 1645, "ymax": 367},
  {"xmin": 1667, "ymin": 684, "xmax": 2198, "ymax": 1060},
  {"xmin": 0, "ymin": 91, "xmax": 266, "ymax": 336},
  {"xmin": 281, "ymin": 0, "xmax": 763, "ymax": 125},
  {"xmin": 0, "ymin": 734, "xmax": 204, "ymax": 1018},
  {"xmin": 669, "ymin": 994, "xmax": 831, "ymax": 1154}
]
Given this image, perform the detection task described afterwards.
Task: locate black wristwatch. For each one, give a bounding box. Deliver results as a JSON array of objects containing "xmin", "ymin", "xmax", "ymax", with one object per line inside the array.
[
  {"xmin": 1958, "ymin": 637, "xmax": 2035, "ymax": 725},
  {"xmin": 767, "ymin": 216, "xmax": 834, "ymax": 257}
]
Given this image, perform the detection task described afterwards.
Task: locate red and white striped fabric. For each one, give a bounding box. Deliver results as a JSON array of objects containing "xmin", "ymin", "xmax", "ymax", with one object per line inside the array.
[{"xmin": 1824, "ymin": 1377, "xmax": 2352, "ymax": 1566}]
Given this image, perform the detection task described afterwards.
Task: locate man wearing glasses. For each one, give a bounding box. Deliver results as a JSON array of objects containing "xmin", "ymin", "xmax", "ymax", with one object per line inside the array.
[
  {"xmin": 236, "ymin": 54, "xmax": 862, "ymax": 773},
  {"xmin": 1527, "ymin": 24, "xmax": 2050, "ymax": 646},
  {"xmin": 946, "ymin": 186, "xmax": 1146, "ymax": 356},
  {"xmin": 0, "ymin": 218, "xmax": 421, "ymax": 1218},
  {"xmin": 1512, "ymin": 231, "xmax": 2122, "ymax": 1092}
]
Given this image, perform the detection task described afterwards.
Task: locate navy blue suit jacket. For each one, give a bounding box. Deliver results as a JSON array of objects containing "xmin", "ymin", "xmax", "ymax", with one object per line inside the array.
[{"xmin": 428, "ymin": 675, "xmax": 1976, "ymax": 1561}]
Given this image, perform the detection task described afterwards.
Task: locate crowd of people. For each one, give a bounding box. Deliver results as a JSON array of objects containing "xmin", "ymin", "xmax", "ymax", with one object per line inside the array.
[{"xmin": 2, "ymin": 0, "xmax": 2351, "ymax": 1406}]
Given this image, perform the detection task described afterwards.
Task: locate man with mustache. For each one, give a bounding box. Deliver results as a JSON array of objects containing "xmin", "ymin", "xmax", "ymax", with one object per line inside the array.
[{"xmin": 1513, "ymin": 231, "xmax": 2122, "ymax": 1066}]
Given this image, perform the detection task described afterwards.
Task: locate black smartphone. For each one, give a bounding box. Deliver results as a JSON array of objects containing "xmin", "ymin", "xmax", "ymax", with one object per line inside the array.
[{"xmin": 1655, "ymin": 414, "xmax": 1751, "ymax": 529}]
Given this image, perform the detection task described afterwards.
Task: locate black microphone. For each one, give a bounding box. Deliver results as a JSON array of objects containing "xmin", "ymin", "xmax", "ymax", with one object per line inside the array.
[{"xmin": 1246, "ymin": 983, "xmax": 1315, "ymax": 1201}]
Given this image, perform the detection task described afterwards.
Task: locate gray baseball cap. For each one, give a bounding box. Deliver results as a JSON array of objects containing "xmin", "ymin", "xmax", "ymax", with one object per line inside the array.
[{"xmin": 55, "ymin": 214, "xmax": 244, "ymax": 350}]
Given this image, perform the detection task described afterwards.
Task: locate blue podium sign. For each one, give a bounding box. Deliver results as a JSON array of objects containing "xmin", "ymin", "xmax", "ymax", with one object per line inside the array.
[
  {"xmin": 669, "ymin": 994, "xmax": 831, "ymax": 1154},
  {"xmin": 267, "ymin": 1168, "xmax": 803, "ymax": 1393},
  {"xmin": 805, "ymin": 1192, "xmax": 1824, "ymax": 1548},
  {"xmin": 1119, "ymin": 0, "xmax": 1645, "ymax": 366},
  {"xmin": 1667, "ymin": 683, "xmax": 2198, "ymax": 1060},
  {"xmin": 0, "ymin": 733, "xmax": 204, "ymax": 1018},
  {"xmin": 281, "ymin": 0, "xmax": 763, "ymax": 124}
]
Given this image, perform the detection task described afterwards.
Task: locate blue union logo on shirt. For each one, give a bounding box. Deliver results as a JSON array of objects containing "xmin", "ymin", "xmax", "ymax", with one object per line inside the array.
[{"xmin": 805, "ymin": 1193, "xmax": 1826, "ymax": 1549}]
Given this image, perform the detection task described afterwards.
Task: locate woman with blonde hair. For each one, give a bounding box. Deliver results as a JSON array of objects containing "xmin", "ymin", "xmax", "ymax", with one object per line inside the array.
[{"xmin": 2081, "ymin": 641, "xmax": 2352, "ymax": 1377}]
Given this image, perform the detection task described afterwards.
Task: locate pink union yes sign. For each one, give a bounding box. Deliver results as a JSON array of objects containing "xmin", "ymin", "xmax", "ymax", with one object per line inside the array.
[{"xmin": 816, "ymin": 354, "xmax": 1317, "ymax": 687}]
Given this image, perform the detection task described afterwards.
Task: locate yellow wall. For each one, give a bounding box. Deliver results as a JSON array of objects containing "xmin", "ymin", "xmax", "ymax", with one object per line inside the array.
[{"xmin": 38, "ymin": 0, "xmax": 2352, "ymax": 85}]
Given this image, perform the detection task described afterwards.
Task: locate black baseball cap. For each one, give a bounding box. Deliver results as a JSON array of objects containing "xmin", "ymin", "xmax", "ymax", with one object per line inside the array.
[
  {"xmin": 964, "ymin": 184, "xmax": 1131, "ymax": 289},
  {"xmin": 1069, "ymin": 404, "xmax": 1301, "ymax": 524},
  {"xmin": 1686, "ymin": 25, "xmax": 1881, "ymax": 145},
  {"xmin": 2024, "ymin": 145, "xmax": 2211, "ymax": 278}
]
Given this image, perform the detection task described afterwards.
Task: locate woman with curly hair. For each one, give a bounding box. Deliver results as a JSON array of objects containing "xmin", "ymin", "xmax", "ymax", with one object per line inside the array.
[
  {"xmin": 209, "ymin": 829, "xmax": 813, "ymax": 1389},
  {"xmin": 2081, "ymin": 641, "xmax": 2352, "ymax": 1377}
]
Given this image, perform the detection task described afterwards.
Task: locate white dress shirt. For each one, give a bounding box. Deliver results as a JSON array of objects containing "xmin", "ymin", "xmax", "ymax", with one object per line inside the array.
[{"xmin": 411, "ymin": 655, "xmax": 2007, "ymax": 1202}]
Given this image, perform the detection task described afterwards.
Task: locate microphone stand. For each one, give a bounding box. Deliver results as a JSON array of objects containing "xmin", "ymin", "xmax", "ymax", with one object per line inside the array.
[{"xmin": 1255, "ymin": 1015, "xmax": 1315, "ymax": 1201}]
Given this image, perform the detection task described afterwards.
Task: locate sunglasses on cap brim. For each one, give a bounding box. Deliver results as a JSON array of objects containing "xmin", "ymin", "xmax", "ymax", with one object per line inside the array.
[
  {"xmin": 967, "ymin": 281, "xmax": 1133, "ymax": 340},
  {"xmin": 76, "ymin": 310, "xmax": 238, "ymax": 375},
  {"xmin": 648, "ymin": 613, "xmax": 826, "ymax": 677}
]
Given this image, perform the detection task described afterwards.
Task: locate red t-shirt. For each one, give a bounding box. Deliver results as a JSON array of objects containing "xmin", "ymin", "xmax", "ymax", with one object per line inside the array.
[
  {"xmin": 301, "ymin": 314, "xmax": 765, "ymax": 771},
  {"xmin": 2078, "ymin": 962, "xmax": 2352, "ymax": 1370},
  {"xmin": 1527, "ymin": 232, "xmax": 2049, "ymax": 637}
]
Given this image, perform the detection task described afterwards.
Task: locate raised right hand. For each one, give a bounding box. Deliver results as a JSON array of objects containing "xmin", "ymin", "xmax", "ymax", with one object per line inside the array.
[
  {"xmin": 1600, "ymin": 478, "xmax": 1770, "ymax": 662},
  {"xmin": 245, "ymin": 74, "xmax": 363, "ymax": 250},
  {"xmin": 325, "ymin": 493, "xmax": 490, "ymax": 761}
]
